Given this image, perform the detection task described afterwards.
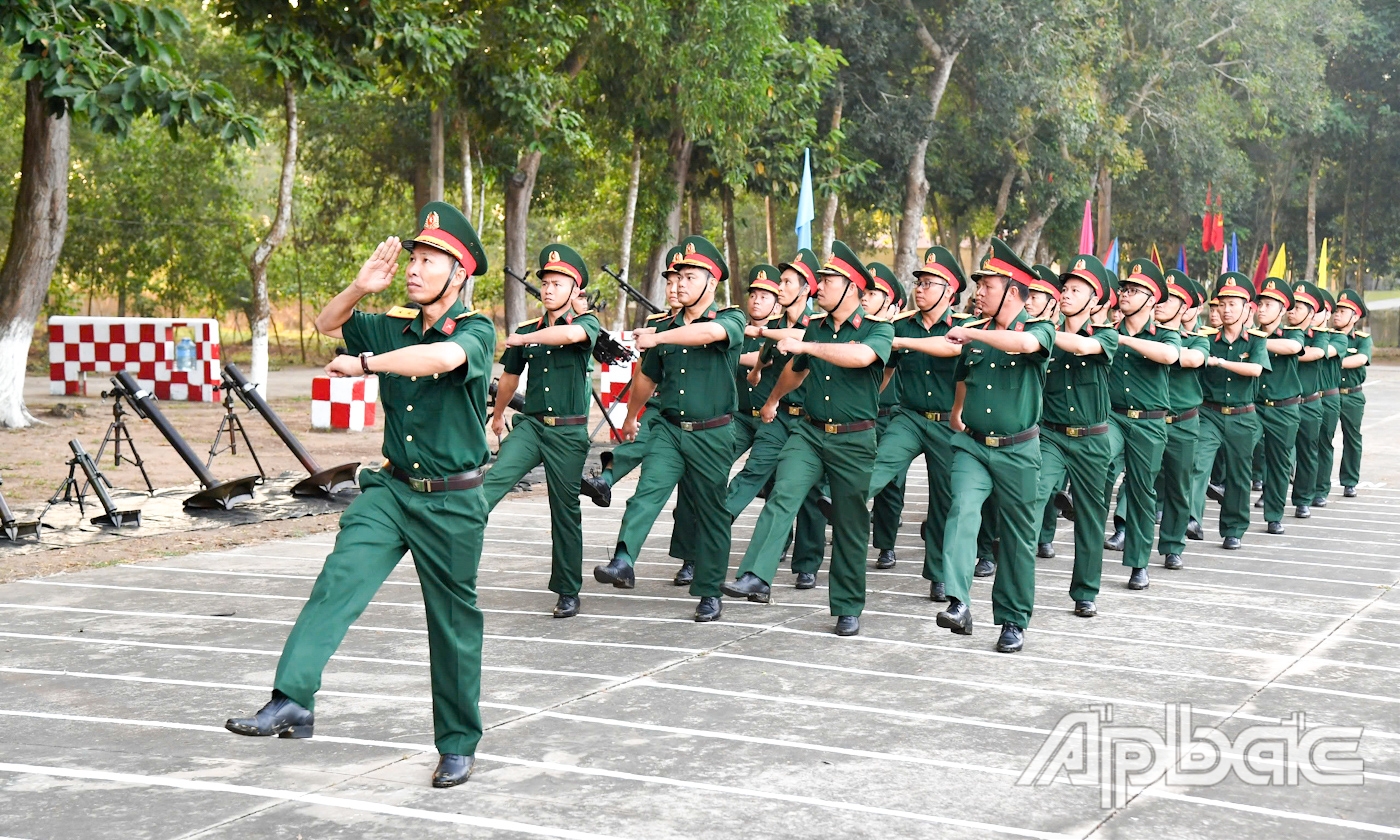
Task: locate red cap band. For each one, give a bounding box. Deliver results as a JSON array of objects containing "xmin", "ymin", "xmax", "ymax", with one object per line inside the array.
[
  {"xmin": 984, "ymin": 257, "xmax": 1034, "ymax": 285},
  {"xmin": 821, "ymin": 256, "xmax": 868, "ymax": 290}
]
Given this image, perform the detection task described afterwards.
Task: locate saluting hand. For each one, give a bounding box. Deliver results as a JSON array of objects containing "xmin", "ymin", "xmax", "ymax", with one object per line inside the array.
[{"xmin": 353, "ymin": 237, "xmax": 402, "ymax": 295}]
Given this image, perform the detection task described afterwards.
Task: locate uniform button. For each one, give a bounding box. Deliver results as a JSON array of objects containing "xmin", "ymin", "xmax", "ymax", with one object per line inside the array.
[
  {"xmin": 411, "ymin": 376, "xmax": 417, "ymax": 381},
  {"xmin": 546, "ymin": 350, "xmax": 551, "ymax": 355},
  {"xmin": 679, "ymin": 390, "xmax": 685, "ymax": 394},
  {"xmin": 543, "ymin": 368, "xmax": 548, "ymax": 372},
  {"xmin": 433, "ymin": 374, "xmax": 439, "ymax": 379},
  {"xmin": 825, "ymin": 396, "xmax": 830, "ymax": 401},
  {"xmin": 927, "ymin": 391, "xmax": 932, "ymax": 396},
  {"xmin": 986, "ymin": 384, "xmax": 992, "ymax": 389},
  {"xmin": 990, "ymin": 363, "xmax": 997, "ymax": 368},
  {"xmin": 1068, "ymin": 385, "xmax": 1073, "ymax": 390},
  {"xmin": 406, "ymin": 405, "xmax": 413, "ymax": 411},
  {"xmin": 682, "ymin": 349, "xmax": 687, "ymax": 354},
  {"xmin": 1069, "ymin": 406, "xmax": 1076, "ymax": 412},
  {"xmin": 986, "ymin": 408, "xmax": 992, "ymax": 413},
  {"xmin": 680, "ymin": 369, "xmax": 685, "ymax": 373},
  {"xmin": 406, "ymin": 435, "xmax": 413, "ymax": 442},
  {"xmin": 413, "ymin": 462, "xmax": 419, "ymax": 469}
]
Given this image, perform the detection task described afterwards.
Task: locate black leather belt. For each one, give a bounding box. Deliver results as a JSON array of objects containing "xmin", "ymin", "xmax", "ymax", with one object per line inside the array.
[
  {"xmin": 531, "ymin": 413, "xmax": 587, "ymax": 426},
  {"xmin": 1113, "ymin": 407, "xmax": 1168, "ymax": 420},
  {"xmin": 1203, "ymin": 402, "xmax": 1255, "ymax": 415},
  {"xmin": 919, "ymin": 410, "xmax": 952, "ymax": 422},
  {"xmin": 1260, "ymin": 396, "xmax": 1303, "ymax": 408},
  {"xmin": 388, "ymin": 465, "xmax": 484, "ymax": 493},
  {"xmin": 1166, "ymin": 407, "xmax": 1199, "ymax": 424},
  {"xmin": 1044, "ymin": 421, "xmax": 1109, "ymax": 437},
  {"xmin": 1341, "ymin": 385, "xmax": 1363, "ymax": 394},
  {"xmin": 966, "ymin": 426, "xmax": 1040, "ymax": 448},
  {"xmin": 780, "ymin": 402, "xmax": 805, "ymax": 416},
  {"xmin": 807, "ymin": 417, "xmax": 877, "ymax": 434},
  {"xmin": 1321, "ymin": 388, "xmax": 1340, "ymax": 397},
  {"xmin": 878, "ymin": 406, "xmax": 893, "ymax": 417},
  {"xmin": 1302, "ymin": 391, "xmax": 1322, "ymax": 403},
  {"xmin": 664, "ymin": 413, "xmax": 732, "ymax": 431}
]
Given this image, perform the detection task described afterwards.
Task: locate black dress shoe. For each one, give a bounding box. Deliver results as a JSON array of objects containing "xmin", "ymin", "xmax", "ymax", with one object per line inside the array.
[
  {"xmin": 1206, "ymin": 483, "xmax": 1226, "ymax": 503},
  {"xmin": 1186, "ymin": 518, "xmax": 1204, "ymax": 541},
  {"xmin": 834, "ymin": 615, "xmax": 860, "ymax": 636},
  {"xmin": 794, "ymin": 571, "xmax": 817, "ymax": 590},
  {"xmin": 1253, "ymin": 496, "xmax": 1263, "ymax": 508},
  {"xmin": 1127, "ymin": 567, "xmax": 1150, "ymax": 590},
  {"xmin": 936, "ymin": 600, "xmax": 973, "ymax": 635},
  {"xmin": 553, "ymin": 594, "xmax": 580, "ymax": 618},
  {"xmin": 1312, "ymin": 496, "xmax": 1328, "ymax": 507},
  {"xmin": 929, "ymin": 581, "xmax": 947, "ymax": 602},
  {"xmin": 673, "ymin": 563, "xmax": 695, "ymax": 586},
  {"xmin": 1222, "ymin": 536, "xmax": 1242, "ymax": 550},
  {"xmin": 1104, "ymin": 526, "xmax": 1125, "ymax": 552},
  {"xmin": 816, "ymin": 495, "xmax": 833, "ymax": 519},
  {"xmin": 579, "ymin": 474, "xmax": 612, "ymax": 507},
  {"xmin": 1163, "ymin": 553, "xmax": 1183, "ymax": 570},
  {"xmin": 694, "ymin": 596, "xmax": 723, "ymax": 622},
  {"xmin": 720, "ymin": 572, "xmax": 770, "ymax": 603},
  {"xmin": 875, "ymin": 548, "xmax": 897, "ymax": 569},
  {"xmin": 974, "ymin": 557, "xmax": 996, "ymax": 577},
  {"xmin": 1266, "ymin": 520, "xmax": 1285, "ymax": 535},
  {"xmin": 1074, "ymin": 600, "xmax": 1096, "ymax": 618},
  {"xmin": 225, "ymin": 692, "xmax": 314, "ymax": 739},
  {"xmin": 1252, "ymin": 479, "xmax": 1264, "ymax": 492},
  {"xmin": 1294, "ymin": 504, "xmax": 1311, "ymax": 519},
  {"xmin": 1344, "ymin": 485, "xmax": 1357, "ymax": 498},
  {"xmin": 995, "ymin": 624, "xmax": 1024, "ymax": 653},
  {"xmin": 1036, "ymin": 542, "xmax": 1055, "ymax": 559},
  {"xmin": 1053, "ymin": 490, "xmax": 1076, "ymax": 521},
  {"xmin": 593, "ymin": 556, "xmax": 635, "ymax": 588},
  {"xmin": 1155, "ymin": 509, "xmax": 1163, "ymax": 525},
  {"xmin": 432, "ymin": 753, "xmax": 475, "ymax": 788}
]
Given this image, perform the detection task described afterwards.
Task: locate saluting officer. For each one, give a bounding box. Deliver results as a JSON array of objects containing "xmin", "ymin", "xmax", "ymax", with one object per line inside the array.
[
  {"xmin": 1287, "ymin": 280, "xmax": 1331, "ymax": 519},
  {"xmin": 1030, "ymin": 254, "xmax": 1119, "ymax": 617},
  {"xmin": 1154, "ymin": 273, "xmax": 1208, "ymax": 571},
  {"xmin": 1190, "ymin": 273, "xmax": 1269, "ymax": 549},
  {"xmin": 868, "ymin": 246, "xmax": 969, "ymax": 602},
  {"xmin": 722, "ymin": 240, "xmax": 894, "ymax": 637},
  {"xmin": 935, "ymin": 238, "xmax": 1056, "ymax": 654},
  {"xmin": 1254, "ymin": 278, "xmax": 1306, "ymax": 534},
  {"xmin": 593, "ymin": 236, "xmax": 746, "ymax": 623},
  {"xmin": 226, "ymin": 202, "xmax": 494, "ymax": 788},
  {"xmin": 864, "ymin": 261, "xmax": 909, "ymax": 570},
  {"xmin": 1335, "ymin": 289, "xmax": 1372, "ymax": 496},
  {"xmin": 485, "ymin": 245, "xmax": 600, "ymax": 619}
]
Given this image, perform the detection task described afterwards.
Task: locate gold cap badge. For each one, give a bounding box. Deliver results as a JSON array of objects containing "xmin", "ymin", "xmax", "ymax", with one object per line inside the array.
[
  {"xmin": 549, "ymin": 250, "xmax": 560, "ymax": 262},
  {"xmin": 757, "ymin": 269, "xmax": 767, "ymax": 280},
  {"xmin": 424, "ymin": 211, "xmax": 440, "ymax": 230},
  {"xmin": 685, "ymin": 242, "xmax": 696, "ymax": 255},
  {"xmin": 1075, "ymin": 259, "xmax": 1086, "ymax": 270}
]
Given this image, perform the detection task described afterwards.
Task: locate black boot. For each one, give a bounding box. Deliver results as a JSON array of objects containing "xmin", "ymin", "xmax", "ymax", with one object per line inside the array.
[
  {"xmin": 720, "ymin": 572, "xmax": 771, "ymax": 603},
  {"xmin": 593, "ymin": 555, "xmax": 635, "ymax": 588},
  {"xmin": 1163, "ymin": 553, "xmax": 1183, "ymax": 571},
  {"xmin": 936, "ymin": 599, "xmax": 973, "ymax": 635},
  {"xmin": 794, "ymin": 571, "xmax": 817, "ymax": 590},
  {"xmin": 816, "ymin": 495, "xmax": 834, "ymax": 519},
  {"xmin": 1222, "ymin": 536, "xmax": 1242, "ymax": 550},
  {"xmin": 1267, "ymin": 520, "xmax": 1285, "ymax": 535},
  {"xmin": 553, "ymin": 594, "xmax": 580, "ymax": 618},
  {"xmin": 995, "ymin": 624, "xmax": 1024, "ymax": 653},
  {"xmin": 432, "ymin": 754, "xmax": 475, "ymax": 788},
  {"xmin": 875, "ymin": 548, "xmax": 897, "ymax": 569},
  {"xmin": 1186, "ymin": 518, "xmax": 1204, "ymax": 541},
  {"xmin": 579, "ymin": 474, "xmax": 612, "ymax": 507},
  {"xmin": 974, "ymin": 557, "xmax": 996, "ymax": 577},
  {"xmin": 1344, "ymin": 486, "xmax": 1357, "ymax": 498},
  {"xmin": 1313, "ymin": 495, "xmax": 1328, "ymax": 507},
  {"xmin": 694, "ymin": 596, "xmax": 723, "ymax": 622},
  {"xmin": 225, "ymin": 692, "xmax": 314, "ymax": 739},
  {"xmin": 929, "ymin": 580, "xmax": 947, "ymax": 602},
  {"xmin": 1074, "ymin": 600, "xmax": 1096, "ymax": 618},
  {"xmin": 1104, "ymin": 525, "xmax": 1125, "ymax": 552},
  {"xmin": 834, "ymin": 615, "xmax": 860, "ymax": 636},
  {"xmin": 1053, "ymin": 490, "xmax": 1076, "ymax": 522},
  {"xmin": 1206, "ymin": 483, "xmax": 1226, "ymax": 503},
  {"xmin": 1252, "ymin": 479, "xmax": 1264, "ymax": 491},
  {"xmin": 1036, "ymin": 542, "xmax": 1055, "ymax": 559},
  {"xmin": 1127, "ymin": 567, "xmax": 1149, "ymax": 590},
  {"xmin": 1294, "ymin": 504, "xmax": 1311, "ymax": 519},
  {"xmin": 672, "ymin": 563, "xmax": 695, "ymax": 586}
]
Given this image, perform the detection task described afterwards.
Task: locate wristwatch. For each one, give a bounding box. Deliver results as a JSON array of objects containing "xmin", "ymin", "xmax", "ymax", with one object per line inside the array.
[{"xmin": 359, "ymin": 352, "xmax": 374, "ymax": 375}]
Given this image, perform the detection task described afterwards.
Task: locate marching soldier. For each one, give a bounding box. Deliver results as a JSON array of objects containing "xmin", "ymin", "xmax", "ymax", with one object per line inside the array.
[
  {"xmin": 935, "ymin": 238, "xmax": 1056, "ymax": 653},
  {"xmin": 1254, "ymin": 278, "xmax": 1305, "ymax": 534},
  {"xmin": 868, "ymin": 246, "xmax": 968, "ymax": 601},
  {"xmin": 721, "ymin": 240, "xmax": 894, "ymax": 636},
  {"xmin": 865, "ymin": 261, "xmax": 908, "ymax": 569},
  {"xmin": 593, "ymin": 236, "xmax": 746, "ymax": 622},
  {"xmin": 1336, "ymin": 289, "xmax": 1372, "ymax": 496},
  {"xmin": 1105, "ymin": 259, "xmax": 1180, "ymax": 591},
  {"xmin": 1154, "ymin": 273, "xmax": 1208, "ymax": 570},
  {"xmin": 1030, "ymin": 254, "xmax": 1119, "ymax": 616},
  {"xmin": 227, "ymin": 202, "xmax": 494, "ymax": 788},
  {"xmin": 485, "ymin": 245, "xmax": 600, "ymax": 619},
  {"xmin": 734, "ymin": 265, "xmax": 785, "ymax": 458},
  {"xmin": 1190, "ymin": 273, "xmax": 1269, "ymax": 549},
  {"xmin": 1286, "ymin": 281, "xmax": 1330, "ymax": 519},
  {"xmin": 1310, "ymin": 289, "xmax": 1348, "ymax": 507}
]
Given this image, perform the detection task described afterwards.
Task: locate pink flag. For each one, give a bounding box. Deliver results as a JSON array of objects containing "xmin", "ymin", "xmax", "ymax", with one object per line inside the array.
[{"xmin": 1078, "ymin": 199, "xmax": 1094, "ymax": 256}]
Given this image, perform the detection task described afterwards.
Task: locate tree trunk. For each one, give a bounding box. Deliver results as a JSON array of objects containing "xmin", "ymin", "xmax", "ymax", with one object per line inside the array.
[
  {"xmin": 688, "ymin": 191, "xmax": 703, "ymax": 237},
  {"xmin": 1096, "ymin": 164, "xmax": 1112, "ymax": 252},
  {"xmin": 459, "ymin": 115, "xmax": 473, "ymax": 222},
  {"xmin": 764, "ymin": 194, "xmax": 776, "ymax": 263},
  {"xmin": 640, "ymin": 130, "xmax": 692, "ymax": 318},
  {"xmin": 1304, "ymin": 149, "xmax": 1321, "ymax": 282},
  {"xmin": 0, "ymin": 79, "xmax": 71, "ymax": 428},
  {"xmin": 247, "ymin": 78, "xmax": 298, "ymax": 393},
  {"xmin": 819, "ymin": 83, "xmax": 843, "ymax": 262},
  {"xmin": 429, "ymin": 101, "xmax": 445, "ymax": 203},
  {"xmin": 1012, "ymin": 196, "xmax": 1060, "ymax": 261},
  {"xmin": 1339, "ymin": 155, "xmax": 1352, "ymax": 291},
  {"xmin": 894, "ymin": 49, "xmax": 959, "ymax": 281},
  {"xmin": 503, "ymin": 148, "xmax": 543, "ymax": 328},
  {"xmin": 723, "ymin": 185, "xmax": 742, "ymax": 304},
  {"xmin": 972, "ymin": 165, "xmax": 1017, "ymax": 268},
  {"xmin": 616, "ymin": 138, "xmax": 642, "ymax": 331}
]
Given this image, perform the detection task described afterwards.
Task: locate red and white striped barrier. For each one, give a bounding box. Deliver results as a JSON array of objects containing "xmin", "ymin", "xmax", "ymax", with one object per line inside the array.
[
  {"xmin": 597, "ymin": 330, "xmax": 640, "ymax": 428},
  {"xmin": 48, "ymin": 316, "xmax": 221, "ymax": 401},
  {"xmin": 311, "ymin": 375, "xmax": 379, "ymax": 431}
]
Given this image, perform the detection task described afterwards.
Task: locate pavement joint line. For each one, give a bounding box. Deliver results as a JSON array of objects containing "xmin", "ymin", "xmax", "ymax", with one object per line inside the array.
[
  {"xmin": 1030, "ymin": 557, "xmax": 1395, "ymax": 587},
  {"xmin": 0, "ymin": 761, "xmax": 626, "ymax": 840},
  {"xmin": 1044, "ymin": 544, "xmax": 1400, "ymax": 573}
]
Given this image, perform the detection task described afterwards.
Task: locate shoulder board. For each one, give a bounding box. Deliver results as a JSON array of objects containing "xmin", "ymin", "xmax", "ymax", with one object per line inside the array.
[
  {"xmin": 1025, "ymin": 317, "xmax": 1052, "ymax": 324},
  {"xmin": 1355, "ymin": 332, "xmax": 1369, "ymax": 339},
  {"xmin": 1195, "ymin": 326, "xmax": 1219, "ymax": 336},
  {"xmin": 1315, "ymin": 326, "xmax": 1334, "ymax": 333},
  {"xmin": 517, "ymin": 318, "xmax": 538, "ymax": 329},
  {"xmin": 457, "ymin": 309, "xmax": 485, "ymax": 320},
  {"xmin": 962, "ymin": 317, "xmax": 991, "ymax": 329},
  {"xmin": 719, "ymin": 305, "xmax": 742, "ymax": 312},
  {"xmin": 646, "ymin": 312, "xmax": 671, "ymax": 322},
  {"xmin": 576, "ymin": 308, "xmax": 597, "ymax": 316},
  {"xmin": 1247, "ymin": 328, "xmax": 1270, "ymax": 338},
  {"xmin": 866, "ymin": 313, "xmax": 891, "ymax": 323},
  {"xmin": 892, "ymin": 309, "xmax": 918, "ymax": 322},
  {"xmin": 951, "ymin": 312, "xmax": 974, "ymax": 320},
  {"xmin": 385, "ymin": 306, "xmax": 419, "ymax": 319}
]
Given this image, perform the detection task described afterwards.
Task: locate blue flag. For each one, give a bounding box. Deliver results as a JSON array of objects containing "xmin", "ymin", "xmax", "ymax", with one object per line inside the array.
[
  {"xmin": 1104, "ymin": 238, "xmax": 1120, "ymax": 273},
  {"xmin": 795, "ymin": 148, "xmax": 814, "ymax": 251},
  {"xmin": 1177, "ymin": 245, "xmax": 1187, "ymax": 273},
  {"xmin": 1228, "ymin": 232, "xmax": 1239, "ymax": 272}
]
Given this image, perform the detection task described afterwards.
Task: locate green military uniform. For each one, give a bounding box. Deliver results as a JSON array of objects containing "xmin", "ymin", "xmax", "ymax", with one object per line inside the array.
[
  {"xmin": 599, "ymin": 236, "xmax": 745, "ymax": 608},
  {"xmin": 483, "ymin": 245, "xmax": 600, "ymax": 604},
  {"xmin": 1190, "ymin": 273, "xmax": 1270, "ymax": 542},
  {"xmin": 1311, "ymin": 287, "xmax": 1348, "ymax": 503},
  {"xmin": 1105, "ymin": 260, "xmax": 1180, "ymax": 574},
  {"xmin": 1253, "ymin": 279, "xmax": 1304, "ymax": 527},
  {"xmin": 1157, "ymin": 275, "xmax": 1209, "ymax": 563},
  {"xmin": 867, "ymin": 262, "xmax": 908, "ymax": 562},
  {"xmin": 868, "ymin": 246, "xmax": 969, "ymax": 590},
  {"xmin": 273, "ymin": 201, "xmax": 494, "ymax": 757},
  {"xmin": 732, "ymin": 265, "xmax": 784, "ymax": 459},
  {"xmin": 1031, "ymin": 255, "xmax": 1118, "ymax": 601},
  {"xmin": 940, "ymin": 238, "xmax": 1056, "ymax": 638},
  {"xmin": 730, "ymin": 241, "xmax": 894, "ymax": 622},
  {"xmin": 1289, "ymin": 281, "xmax": 1329, "ymax": 512},
  {"xmin": 1337, "ymin": 289, "xmax": 1372, "ymax": 491}
]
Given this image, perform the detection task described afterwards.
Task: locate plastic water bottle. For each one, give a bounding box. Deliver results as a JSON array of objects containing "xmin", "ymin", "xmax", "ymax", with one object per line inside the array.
[{"xmin": 175, "ymin": 337, "xmax": 196, "ymax": 372}]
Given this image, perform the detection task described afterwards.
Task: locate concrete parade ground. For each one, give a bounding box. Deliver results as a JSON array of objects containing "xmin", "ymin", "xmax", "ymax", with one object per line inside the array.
[{"xmin": 2, "ymin": 368, "xmax": 1399, "ymax": 839}]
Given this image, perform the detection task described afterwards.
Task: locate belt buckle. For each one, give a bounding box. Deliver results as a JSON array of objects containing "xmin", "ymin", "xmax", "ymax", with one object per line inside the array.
[
  {"xmin": 788, "ymin": 405, "xmax": 802, "ymax": 416},
  {"xmin": 985, "ymin": 435, "xmax": 999, "ymax": 448},
  {"xmin": 543, "ymin": 415, "xmax": 557, "ymax": 426},
  {"xmin": 1127, "ymin": 409, "xmax": 1141, "ymax": 419},
  {"xmin": 409, "ymin": 476, "xmax": 430, "ymax": 493},
  {"xmin": 752, "ymin": 409, "xmax": 761, "ymax": 417},
  {"xmin": 680, "ymin": 420, "xmax": 696, "ymax": 432},
  {"xmin": 1165, "ymin": 415, "xmax": 1174, "ymax": 424},
  {"xmin": 1067, "ymin": 426, "xmax": 1082, "ymax": 437},
  {"xmin": 825, "ymin": 422, "xmax": 839, "ymax": 434},
  {"xmin": 1223, "ymin": 406, "xmax": 1236, "ymax": 415}
]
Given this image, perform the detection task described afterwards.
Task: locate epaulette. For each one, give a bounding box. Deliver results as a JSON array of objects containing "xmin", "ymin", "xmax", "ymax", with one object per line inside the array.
[
  {"xmin": 1026, "ymin": 317, "xmax": 1053, "ymax": 323},
  {"xmin": 458, "ymin": 309, "xmax": 483, "ymax": 319},
  {"xmin": 962, "ymin": 317, "xmax": 991, "ymax": 329},
  {"xmin": 576, "ymin": 308, "xmax": 598, "ymax": 317},
  {"xmin": 867, "ymin": 312, "xmax": 892, "ymax": 323},
  {"xmin": 385, "ymin": 306, "xmax": 419, "ymax": 319},
  {"xmin": 517, "ymin": 318, "xmax": 539, "ymax": 329},
  {"xmin": 1357, "ymin": 331, "xmax": 1370, "ymax": 338},
  {"xmin": 893, "ymin": 309, "xmax": 919, "ymax": 322},
  {"xmin": 952, "ymin": 312, "xmax": 974, "ymax": 320},
  {"xmin": 1196, "ymin": 326, "xmax": 1220, "ymax": 336},
  {"xmin": 1247, "ymin": 328, "xmax": 1270, "ymax": 338},
  {"xmin": 646, "ymin": 311, "xmax": 671, "ymax": 322},
  {"xmin": 719, "ymin": 305, "xmax": 742, "ymax": 312}
]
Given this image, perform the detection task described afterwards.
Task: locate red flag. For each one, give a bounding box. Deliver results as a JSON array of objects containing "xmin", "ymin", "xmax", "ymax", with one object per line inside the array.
[
  {"xmin": 1201, "ymin": 185, "xmax": 1213, "ymax": 252},
  {"xmin": 1212, "ymin": 195, "xmax": 1225, "ymax": 252},
  {"xmin": 1251, "ymin": 243, "xmax": 1270, "ymax": 292},
  {"xmin": 1150, "ymin": 243, "xmax": 1163, "ymax": 269}
]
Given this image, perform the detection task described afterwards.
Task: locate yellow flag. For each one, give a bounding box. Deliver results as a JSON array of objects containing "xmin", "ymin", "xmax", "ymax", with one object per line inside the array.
[
  {"xmin": 1268, "ymin": 242, "xmax": 1288, "ymax": 280},
  {"xmin": 1317, "ymin": 239, "xmax": 1330, "ymax": 290}
]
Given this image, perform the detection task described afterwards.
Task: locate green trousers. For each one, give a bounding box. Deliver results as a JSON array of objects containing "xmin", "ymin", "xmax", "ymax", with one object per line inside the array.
[
  {"xmin": 1156, "ymin": 414, "xmax": 1200, "ymax": 556},
  {"xmin": 737, "ymin": 422, "xmax": 875, "ymax": 616},
  {"xmin": 669, "ymin": 413, "xmax": 759, "ymax": 563},
  {"xmin": 1291, "ymin": 396, "xmax": 1324, "ymax": 506},
  {"xmin": 274, "ymin": 468, "xmax": 486, "ymax": 755},
  {"xmin": 724, "ymin": 412, "xmax": 826, "ymax": 571},
  {"xmin": 605, "ymin": 410, "xmax": 660, "ymax": 483},
  {"xmin": 871, "ymin": 412, "xmax": 908, "ymax": 551},
  {"xmin": 1340, "ymin": 390, "xmax": 1366, "ymax": 487},
  {"xmin": 1258, "ymin": 402, "xmax": 1301, "ymax": 522},
  {"xmin": 1106, "ymin": 414, "xmax": 1168, "ymax": 569},
  {"xmin": 869, "ymin": 409, "xmax": 954, "ymax": 583},
  {"xmin": 1033, "ymin": 427, "xmax": 1112, "ymax": 601},
  {"xmin": 483, "ymin": 415, "xmax": 589, "ymax": 596},
  {"xmin": 942, "ymin": 432, "xmax": 1040, "ymax": 628},
  {"xmin": 978, "ymin": 498, "xmax": 1000, "ymax": 562},
  {"xmin": 614, "ymin": 419, "xmax": 733, "ymax": 598},
  {"xmin": 1313, "ymin": 393, "xmax": 1341, "ymax": 500},
  {"xmin": 1191, "ymin": 409, "xmax": 1261, "ymax": 538}
]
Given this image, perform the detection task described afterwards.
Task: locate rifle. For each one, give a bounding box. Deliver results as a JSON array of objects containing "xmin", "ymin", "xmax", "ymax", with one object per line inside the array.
[{"xmin": 601, "ymin": 264, "xmax": 664, "ymax": 315}]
